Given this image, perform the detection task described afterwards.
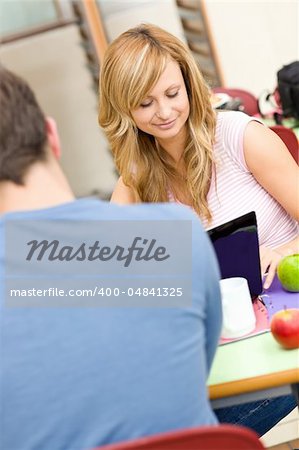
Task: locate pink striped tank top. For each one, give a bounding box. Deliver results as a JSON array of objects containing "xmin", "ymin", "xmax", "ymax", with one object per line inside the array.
[{"xmin": 170, "ymin": 111, "xmax": 298, "ymax": 248}]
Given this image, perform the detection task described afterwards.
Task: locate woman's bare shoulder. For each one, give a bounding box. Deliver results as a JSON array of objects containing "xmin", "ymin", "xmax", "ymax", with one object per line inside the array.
[{"xmin": 110, "ymin": 176, "xmax": 137, "ymax": 204}]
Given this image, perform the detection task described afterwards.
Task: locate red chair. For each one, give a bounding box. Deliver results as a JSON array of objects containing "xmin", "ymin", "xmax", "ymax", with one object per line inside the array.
[
  {"xmin": 212, "ymin": 87, "xmax": 260, "ymax": 116},
  {"xmin": 94, "ymin": 424, "xmax": 265, "ymax": 450},
  {"xmin": 269, "ymin": 125, "xmax": 299, "ymax": 164}
]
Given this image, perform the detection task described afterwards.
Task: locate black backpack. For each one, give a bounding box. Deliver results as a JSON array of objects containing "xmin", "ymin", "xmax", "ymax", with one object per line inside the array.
[{"xmin": 277, "ymin": 61, "xmax": 299, "ymax": 119}]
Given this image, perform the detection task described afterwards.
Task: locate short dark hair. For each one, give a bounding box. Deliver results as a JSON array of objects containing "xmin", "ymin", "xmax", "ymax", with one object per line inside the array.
[{"xmin": 0, "ymin": 66, "xmax": 47, "ymax": 184}]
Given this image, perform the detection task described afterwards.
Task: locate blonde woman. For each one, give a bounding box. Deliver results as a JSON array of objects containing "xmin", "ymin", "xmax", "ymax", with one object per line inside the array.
[
  {"xmin": 99, "ymin": 24, "xmax": 298, "ymax": 437},
  {"xmin": 99, "ymin": 24, "xmax": 298, "ymax": 291}
]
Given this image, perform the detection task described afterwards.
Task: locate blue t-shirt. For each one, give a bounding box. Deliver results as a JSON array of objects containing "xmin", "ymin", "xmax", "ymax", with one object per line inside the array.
[{"xmin": 0, "ymin": 198, "xmax": 221, "ymax": 450}]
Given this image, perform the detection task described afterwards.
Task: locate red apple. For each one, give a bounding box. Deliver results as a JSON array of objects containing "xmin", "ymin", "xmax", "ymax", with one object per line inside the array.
[{"xmin": 270, "ymin": 309, "xmax": 299, "ymax": 349}]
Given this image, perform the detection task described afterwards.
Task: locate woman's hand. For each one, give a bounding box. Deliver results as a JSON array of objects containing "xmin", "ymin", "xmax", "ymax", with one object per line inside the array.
[{"xmin": 260, "ymin": 245, "xmax": 294, "ymax": 289}]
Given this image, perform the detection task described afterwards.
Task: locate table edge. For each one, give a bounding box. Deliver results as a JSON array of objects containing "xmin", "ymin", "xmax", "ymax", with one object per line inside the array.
[{"xmin": 209, "ymin": 368, "xmax": 299, "ymax": 400}]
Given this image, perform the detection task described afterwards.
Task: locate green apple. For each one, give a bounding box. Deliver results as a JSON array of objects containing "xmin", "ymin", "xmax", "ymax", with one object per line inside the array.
[{"xmin": 277, "ymin": 254, "xmax": 299, "ymax": 292}]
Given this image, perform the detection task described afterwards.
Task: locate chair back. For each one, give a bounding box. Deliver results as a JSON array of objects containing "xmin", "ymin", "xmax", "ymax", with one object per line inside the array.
[
  {"xmin": 95, "ymin": 424, "xmax": 265, "ymax": 450},
  {"xmin": 270, "ymin": 125, "xmax": 299, "ymax": 164},
  {"xmin": 213, "ymin": 87, "xmax": 259, "ymax": 116}
]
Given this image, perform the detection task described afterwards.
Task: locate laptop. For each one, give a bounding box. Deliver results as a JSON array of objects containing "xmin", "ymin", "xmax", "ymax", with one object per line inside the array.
[{"xmin": 208, "ymin": 211, "xmax": 263, "ymax": 299}]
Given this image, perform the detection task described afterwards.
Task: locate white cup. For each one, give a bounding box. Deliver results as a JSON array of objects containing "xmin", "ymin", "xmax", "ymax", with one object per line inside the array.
[{"xmin": 220, "ymin": 277, "xmax": 256, "ymax": 339}]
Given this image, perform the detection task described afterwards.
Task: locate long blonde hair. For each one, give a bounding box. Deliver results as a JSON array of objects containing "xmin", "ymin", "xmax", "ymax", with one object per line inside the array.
[{"xmin": 99, "ymin": 24, "xmax": 216, "ymax": 221}]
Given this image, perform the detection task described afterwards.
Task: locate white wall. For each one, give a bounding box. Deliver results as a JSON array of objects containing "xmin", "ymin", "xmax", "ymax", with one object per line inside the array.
[
  {"xmin": 99, "ymin": 0, "xmax": 186, "ymax": 42},
  {"xmin": 204, "ymin": 0, "xmax": 298, "ymax": 96}
]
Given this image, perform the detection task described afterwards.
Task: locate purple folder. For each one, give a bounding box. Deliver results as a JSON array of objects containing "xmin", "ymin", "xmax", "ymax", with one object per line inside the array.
[{"xmin": 262, "ymin": 276, "xmax": 299, "ymax": 319}]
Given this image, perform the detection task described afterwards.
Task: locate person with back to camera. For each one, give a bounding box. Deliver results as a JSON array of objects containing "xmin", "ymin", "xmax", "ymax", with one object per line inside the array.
[
  {"xmin": 0, "ymin": 65, "xmax": 224, "ymax": 449},
  {"xmin": 98, "ymin": 23, "xmax": 298, "ymax": 436},
  {"xmin": 99, "ymin": 23, "xmax": 299, "ymax": 292}
]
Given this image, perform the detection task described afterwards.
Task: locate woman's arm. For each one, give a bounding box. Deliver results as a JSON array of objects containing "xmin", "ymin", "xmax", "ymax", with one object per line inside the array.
[
  {"xmin": 244, "ymin": 121, "xmax": 299, "ymax": 221},
  {"xmin": 244, "ymin": 122, "xmax": 299, "ymax": 288},
  {"xmin": 110, "ymin": 176, "xmax": 138, "ymax": 204}
]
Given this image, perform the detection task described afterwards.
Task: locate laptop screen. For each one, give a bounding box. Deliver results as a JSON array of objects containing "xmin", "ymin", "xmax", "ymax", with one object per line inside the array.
[{"xmin": 208, "ymin": 211, "xmax": 263, "ymax": 298}]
